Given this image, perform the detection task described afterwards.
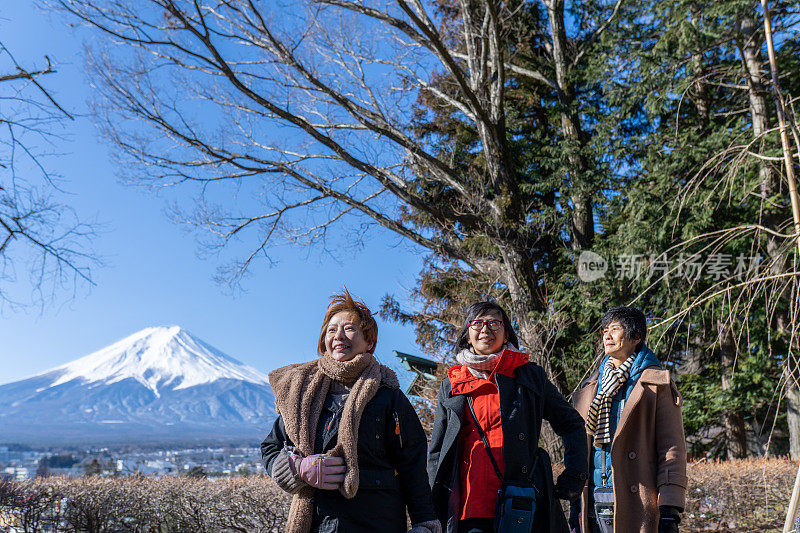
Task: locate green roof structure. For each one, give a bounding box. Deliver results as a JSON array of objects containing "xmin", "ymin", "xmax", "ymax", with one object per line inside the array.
[{"xmin": 394, "ymin": 350, "xmax": 439, "ymax": 396}]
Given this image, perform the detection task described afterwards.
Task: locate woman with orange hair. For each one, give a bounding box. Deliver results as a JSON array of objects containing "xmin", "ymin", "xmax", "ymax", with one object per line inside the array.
[{"xmin": 261, "ymin": 289, "xmax": 439, "ymax": 533}]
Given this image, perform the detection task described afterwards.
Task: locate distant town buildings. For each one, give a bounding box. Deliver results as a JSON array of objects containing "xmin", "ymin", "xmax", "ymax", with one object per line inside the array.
[{"xmin": 0, "ymin": 445, "xmax": 263, "ymax": 480}]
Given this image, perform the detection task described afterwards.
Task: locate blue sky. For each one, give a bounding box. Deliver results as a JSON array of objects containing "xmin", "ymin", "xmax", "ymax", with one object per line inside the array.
[{"xmin": 0, "ymin": 2, "xmax": 429, "ymax": 385}]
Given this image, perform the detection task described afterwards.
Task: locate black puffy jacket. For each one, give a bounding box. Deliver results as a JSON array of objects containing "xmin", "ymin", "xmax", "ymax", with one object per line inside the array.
[
  {"xmin": 427, "ymin": 362, "xmax": 588, "ymax": 533},
  {"xmin": 261, "ymin": 384, "xmax": 436, "ymax": 533}
]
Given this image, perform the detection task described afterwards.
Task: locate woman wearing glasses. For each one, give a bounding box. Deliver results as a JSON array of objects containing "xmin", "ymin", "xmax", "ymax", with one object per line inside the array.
[{"xmin": 427, "ymin": 301, "xmax": 588, "ymax": 533}]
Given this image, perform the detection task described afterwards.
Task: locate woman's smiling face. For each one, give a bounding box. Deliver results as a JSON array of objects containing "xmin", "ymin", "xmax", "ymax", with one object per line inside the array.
[
  {"xmin": 467, "ymin": 310, "xmax": 507, "ymax": 355},
  {"xmin": 324, "ymin": 311, "xmax": 372, "ymax": 361}
]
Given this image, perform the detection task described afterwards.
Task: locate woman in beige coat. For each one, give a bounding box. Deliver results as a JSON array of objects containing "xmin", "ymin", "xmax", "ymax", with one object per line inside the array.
[{"xmin": 570, "ymin": 307, "xmax": 687, "ymax": 533}]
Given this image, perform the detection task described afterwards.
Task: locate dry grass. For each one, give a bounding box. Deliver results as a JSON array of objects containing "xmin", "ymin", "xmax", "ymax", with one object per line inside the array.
[
  {"xmin": 684, "ymin": 457, "xmax": 797, "ymax": 532},
  {"xmin": 0, "ymin": 475, "xmax": 291, "ymax": 532},
  {"xmin": 0, "ymin": 458, "xmax": 797, "ymax": 532}
]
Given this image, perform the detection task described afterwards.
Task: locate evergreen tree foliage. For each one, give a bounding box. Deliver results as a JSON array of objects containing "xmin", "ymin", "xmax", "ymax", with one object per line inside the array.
[{"xmin": 384, "ymin": 0, "xmax": 800, "ymax": 456}]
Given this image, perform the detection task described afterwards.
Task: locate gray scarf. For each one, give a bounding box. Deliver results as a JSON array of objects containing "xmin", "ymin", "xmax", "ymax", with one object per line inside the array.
[{"xmin": 455, "ymin": 343, "xmax": 515, "ymax": 379}]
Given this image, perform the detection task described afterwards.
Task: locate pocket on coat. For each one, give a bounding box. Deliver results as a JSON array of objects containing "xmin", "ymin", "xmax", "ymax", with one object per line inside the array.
[
  {"xmin": 359, "ymin": 405, "xmax": 387, "ymax": 456},
  {"xmin": 358, "ymin": 468, "xmax": 400, "ymax": 491}
]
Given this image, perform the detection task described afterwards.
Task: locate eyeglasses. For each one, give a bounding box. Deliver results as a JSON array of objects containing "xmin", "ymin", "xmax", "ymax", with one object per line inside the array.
[{"xmin": 468, "ymin": 319, "xmax": 503, "ymax": 332}]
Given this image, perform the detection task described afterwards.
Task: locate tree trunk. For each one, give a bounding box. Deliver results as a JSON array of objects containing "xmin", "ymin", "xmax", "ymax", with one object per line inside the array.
[
  {"xmin": 689, "ymin": 5, "xmax": 709, "ymax": 122},
  {"xmin": 787, "ymin": 369, "xmax": 800, "ymax": 460},
  {"xmin": 497, "ymin": 241, "xmax": 567, "ymax": 462},
  {"xmin": 497, "ymin": 247, "xmax": 552, "ymax": 368},
  {"xmin": 719, "ymin": 323, "xmax": 748, "ymax": 458},
  {"xmin": 546, "ymin": 0, "xmax": 594, "ymax": 250},
  {"xmin": 738, "ymin": 10, "xmax": 778, "ymax": 202},
  {"xmin": 738, "ymin": 5, "xmax": 781, "ymax": 261},
  {"xmin": 570, "ymin": 194, "xmax": 594, "ymax": 250},
  {"xmin": 723, "ymin": 411, "xmax": 748, "ymax": 459}
]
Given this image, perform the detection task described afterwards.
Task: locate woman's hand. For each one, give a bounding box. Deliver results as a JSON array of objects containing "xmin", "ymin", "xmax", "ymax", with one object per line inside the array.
[
  {"xmin": 555, "ymin": 468, "xmax": 587, "ymax": 500},
  {"xmin": 658, "ymin": 506, "xmax": 681, "ymax": 533},
  {"xmin": 568, "ymin": 502, "xmax": 581, "ymax": 532},
  {"xmin": 290, "ymin": 453, "xmax": 346, "ymax": 490},
  {"xmin": 406, "ymin": 519, "xmax": 442, "ymax": 533}
]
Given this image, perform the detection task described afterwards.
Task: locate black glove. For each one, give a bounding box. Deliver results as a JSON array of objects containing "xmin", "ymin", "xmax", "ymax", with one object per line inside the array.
[
  {"xmin": 658, "ymin": 505, "xmax": 681, "ymax": 533},
  {"xmin": 554, "ymin": 469, "xmax": 587, "ymax": 501},
  {"xmin": 567, "ymin": 500, "xmax": 581, "ymax": 530}
]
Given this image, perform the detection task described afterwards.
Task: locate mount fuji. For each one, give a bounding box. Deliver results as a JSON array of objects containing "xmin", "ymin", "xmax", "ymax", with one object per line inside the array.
[{"xmin": 0, "ymin": 326, "xmax": 277, "ymax": 445}]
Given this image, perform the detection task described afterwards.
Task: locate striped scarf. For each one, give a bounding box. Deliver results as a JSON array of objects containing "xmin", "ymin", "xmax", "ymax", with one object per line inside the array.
[{"xmin": 586, "ymin": 356, "xmax": 635, "ymax": 447}]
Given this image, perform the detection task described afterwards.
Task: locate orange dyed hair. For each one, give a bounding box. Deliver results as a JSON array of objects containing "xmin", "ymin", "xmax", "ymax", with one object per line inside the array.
[{"xmin": 317, "ymin": 288, "xmax": 378, "ymax": 356}]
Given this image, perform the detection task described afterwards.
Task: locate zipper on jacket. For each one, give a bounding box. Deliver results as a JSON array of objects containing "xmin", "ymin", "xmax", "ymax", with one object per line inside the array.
[{"xmin": 394, "ymin": 412, "xmax": 403, "ymax": 448}]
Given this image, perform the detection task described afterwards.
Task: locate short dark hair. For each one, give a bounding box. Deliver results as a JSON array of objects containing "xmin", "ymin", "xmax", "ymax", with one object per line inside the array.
[
  {"xmin": 601, "ymin": 306, "xmax": 647, "ymax": 347},
  {"xmin": 453, "ymin": 301, "xmax": 519, "ymax": 354}
]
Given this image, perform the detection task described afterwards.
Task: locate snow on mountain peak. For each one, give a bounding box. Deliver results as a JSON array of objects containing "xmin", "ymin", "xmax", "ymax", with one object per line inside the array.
[{"xmin": 45, "ymin": 326, "xmax": 268, "ymax": 397}]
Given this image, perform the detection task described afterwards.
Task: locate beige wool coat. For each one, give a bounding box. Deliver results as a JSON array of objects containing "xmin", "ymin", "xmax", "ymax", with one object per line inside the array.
[{"xmin": 572, "ymin": 367, "xmax": 687, "ymax": 533}]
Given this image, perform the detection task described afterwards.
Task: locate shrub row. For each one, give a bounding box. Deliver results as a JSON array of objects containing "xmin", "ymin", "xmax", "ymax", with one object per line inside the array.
[
  {"xmin": 0, "ymin": 475, "xmax": 290, "ymax": 532},
  {"xmin": 682, "ymin": 457, "xmax": 797, "ymax": 532},
  {"xmin": 1, "ymin": 458, "xmax": 797, "ymax": 532}
]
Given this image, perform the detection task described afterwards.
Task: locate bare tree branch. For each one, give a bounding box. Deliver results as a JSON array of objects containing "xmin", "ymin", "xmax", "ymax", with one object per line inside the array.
[{"xmin": 0, "ymin": 40, "xmax": 96, "ymax": 304}]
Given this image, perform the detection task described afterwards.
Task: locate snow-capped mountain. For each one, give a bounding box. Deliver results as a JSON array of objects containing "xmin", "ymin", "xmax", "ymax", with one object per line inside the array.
[{"xmin": 0, "ymin": 326, "xmax": 277, "ymax": 445}]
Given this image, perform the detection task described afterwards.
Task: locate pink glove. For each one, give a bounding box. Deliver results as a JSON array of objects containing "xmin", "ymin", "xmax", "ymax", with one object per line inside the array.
[{"xmin": 289, "ymin": 453, "xmax": 346, "ymax": 490}]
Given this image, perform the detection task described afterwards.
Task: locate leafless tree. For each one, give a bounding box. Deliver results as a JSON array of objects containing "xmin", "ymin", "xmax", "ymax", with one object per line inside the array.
[
  {"xmin": 52, "ymin": 0, "xmax": 624, "ymax": 382},
  {"xmin": 0, "ymin": 41, "xmax": 96, "ymax": 306}
]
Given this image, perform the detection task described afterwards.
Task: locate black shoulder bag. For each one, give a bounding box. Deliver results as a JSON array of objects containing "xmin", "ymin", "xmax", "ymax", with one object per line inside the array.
[{"xmin": 467, "ymin": 397, "xmax": 538, "ymax": 532}]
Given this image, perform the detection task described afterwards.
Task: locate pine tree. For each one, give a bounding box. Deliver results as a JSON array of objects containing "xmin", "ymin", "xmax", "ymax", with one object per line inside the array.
[{"xmin": 595, "ymin": 0, "xmax": 800, "ymax": 457}]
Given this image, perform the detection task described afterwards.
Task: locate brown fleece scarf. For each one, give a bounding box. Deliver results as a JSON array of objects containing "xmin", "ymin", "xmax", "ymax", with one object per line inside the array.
[{"xmin": 268, "ymin": 352, "xmax": 399, "ymax": 533}]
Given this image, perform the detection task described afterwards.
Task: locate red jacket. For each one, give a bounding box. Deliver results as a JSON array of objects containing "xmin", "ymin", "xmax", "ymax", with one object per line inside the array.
[{"xmin": 449, "ymin": 349, "xmax": 530, "ymax": 519}]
